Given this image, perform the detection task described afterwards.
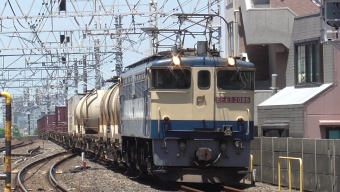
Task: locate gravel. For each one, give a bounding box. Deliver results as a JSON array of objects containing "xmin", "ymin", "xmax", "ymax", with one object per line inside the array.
[
  {"xmin": 0, "ymin": 139, "xmax": 66, "ymax": 190},
  {"xmin": 242, "ymin": 179, "xmax": 299, "ymax": 192},
  {"xmin": 0, "ymin": 140, "xmax": 300, "ymax": 192},
  {"xmin": 55, "ymin": 156, "xmax": 164, "ymax": 192}
]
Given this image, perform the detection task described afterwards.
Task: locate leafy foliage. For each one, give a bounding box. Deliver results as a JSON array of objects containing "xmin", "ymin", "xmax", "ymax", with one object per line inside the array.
[
  {"xmin": 12, "ymin": 125, "xmax": 21, "ymax": 138},
  {"xmin": 0, "ymin": 129, "xmax": 4, "ymax": 138}
]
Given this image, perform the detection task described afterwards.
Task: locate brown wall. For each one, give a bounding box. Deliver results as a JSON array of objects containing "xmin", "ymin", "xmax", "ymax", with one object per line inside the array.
[{"xmin": 270, "ymin": 0, "xmax": 319, "ymax": 16}]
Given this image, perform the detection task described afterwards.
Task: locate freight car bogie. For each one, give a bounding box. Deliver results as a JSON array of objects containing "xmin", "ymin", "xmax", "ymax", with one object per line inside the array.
[
  {"xmin": 121, "ymin": 136, "xmax": 153, "ymax": 174},
  {"xmin": 69, "ymin": 134, "xmax": 122, "ymax": 163}
]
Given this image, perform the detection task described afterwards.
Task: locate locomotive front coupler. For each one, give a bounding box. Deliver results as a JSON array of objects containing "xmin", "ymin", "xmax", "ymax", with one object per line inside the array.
[{"xmin": 191, "ymin": 151, "xmax": 222, "ymax": 168}]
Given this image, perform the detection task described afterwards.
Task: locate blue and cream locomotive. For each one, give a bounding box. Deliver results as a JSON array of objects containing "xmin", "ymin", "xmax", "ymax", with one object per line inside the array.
[{"xmin": 119, "ymin": 41, "xmax": 255, "ymax": 183}]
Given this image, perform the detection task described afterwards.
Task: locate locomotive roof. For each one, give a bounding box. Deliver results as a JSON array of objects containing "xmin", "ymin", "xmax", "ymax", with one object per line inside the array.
[
  {"xmin": 124, "ymin": 52, "xmax": 255, "ymax": 73},
  {"xmin": 149, "ymin": 57, "xmax": 255, "ymax": 68}
]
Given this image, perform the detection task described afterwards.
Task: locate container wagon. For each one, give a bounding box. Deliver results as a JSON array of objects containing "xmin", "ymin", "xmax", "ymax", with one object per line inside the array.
[
  {"xmin": 37, "ymin": 114, "xmax": 56, "ymax": 135},
  {"xmin": 55, "ymin": 106, "xmax": 67, "ymax": 133}
]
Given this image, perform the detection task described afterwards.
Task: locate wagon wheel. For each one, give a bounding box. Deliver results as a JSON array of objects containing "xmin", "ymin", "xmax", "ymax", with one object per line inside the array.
[{"xmin": 99, "ymin": 146, "xmax": 107, "ymax": 159}]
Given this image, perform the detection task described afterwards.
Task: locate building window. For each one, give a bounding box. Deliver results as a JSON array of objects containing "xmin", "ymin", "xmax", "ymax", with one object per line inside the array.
[
  {"xmin": 228, "ymin": 24, "xmax": 234, "ymax": 56},
  {"xmin": 226, "ymin": 0, "xmax": 233, "ymax": 5},
  {"xmin": 295, "ymin": 41, "xmax": 323, "ymax": 85},
  {"xmin": 326, "ymin": 128, "xmax": 340, "ymax": 139}
]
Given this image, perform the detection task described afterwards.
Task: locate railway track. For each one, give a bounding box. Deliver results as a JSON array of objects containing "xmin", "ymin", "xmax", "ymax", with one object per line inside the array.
[
  {"xmin": 180, "ymin": 184, "xmax": 246, "ymax": 192},
  {"xmin": 0, "ymin": 140, "xmax": 34, "ymax": 152},
  {"xmin": 16, "ymin": 151, "xmax": 74, "ymax": 192},
  {"xmin": 49, "ymin": 153, "xmax": 78, "ymax": 191},
  {"xmin": 12, "ymin": 146, "xmax": 41, "ymax": 157},
  {"xmin": 222, "ymin": 185, "xmax": 246, "ymax": 192}
]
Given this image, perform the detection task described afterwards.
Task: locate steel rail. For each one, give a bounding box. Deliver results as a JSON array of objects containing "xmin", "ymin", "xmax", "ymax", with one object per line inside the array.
[
  {"xmin": 223, "ymin": 186, "xmax": 246, "ymax": 192},
  {"xmin": 16, "ymin": 151, "xmax": 72, "ymax": 192},
  {"xmin": 0, "ymin": 141, "xmax": 34, "ymax": 152},
  {"xmin": 11, "ymin": 146, "xmax": 41, "ymax": 156},
  {"xmin": 27, "ymin": 146, "xmax": 41, "ymax": 154},
  {"xmin": 49, "ymin": 153, "xmax": 78, "ymax": 192},
  {"xmin": 180, "ymin": 185, "xmax": 203, "ymax": 192}
]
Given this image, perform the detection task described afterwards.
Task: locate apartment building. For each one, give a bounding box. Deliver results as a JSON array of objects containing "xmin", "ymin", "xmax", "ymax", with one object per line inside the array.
[{"xmin": 225, "ymin": 0, "xmax": 340, "ymax": 138}]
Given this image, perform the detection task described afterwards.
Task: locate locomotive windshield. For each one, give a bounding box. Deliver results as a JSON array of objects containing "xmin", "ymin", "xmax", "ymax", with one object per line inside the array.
[
  {"xmin": 217, "ymin": 70, "xmax": 254, "ymax": 90},
  {"xmin": 151, "ymin": 68, "xmax": 191, "ymax": 89}
]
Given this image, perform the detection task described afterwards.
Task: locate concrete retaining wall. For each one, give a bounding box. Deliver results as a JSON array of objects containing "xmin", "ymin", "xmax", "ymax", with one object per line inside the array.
[{"xmin": 251, "ymin": 137, "xmax": 339, "ymax": 192}]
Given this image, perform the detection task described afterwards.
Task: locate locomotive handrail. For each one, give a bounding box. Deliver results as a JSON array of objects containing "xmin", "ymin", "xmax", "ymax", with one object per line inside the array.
[
  {"xmin": 246, "ymin": 109, "xmax": 250, "ymax": 135},
  {"xmin": 158, "ymin": 107, "xmax": 161, "ymax": 136}
]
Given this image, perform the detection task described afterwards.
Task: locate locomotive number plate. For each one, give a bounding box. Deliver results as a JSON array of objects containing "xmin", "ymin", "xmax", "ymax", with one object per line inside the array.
[{"xmin": 216, "ymin": 97, "xmax": 250, "ymax": 103}]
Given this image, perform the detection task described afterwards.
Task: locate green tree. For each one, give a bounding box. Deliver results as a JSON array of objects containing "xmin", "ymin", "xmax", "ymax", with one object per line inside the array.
[
  {"xmin": 34, "ymin": 128, "xmax": 38, "ymax": 135},
  {"xmin": 12, "ymin": 125, "xmax": 21, "ymax": 138},
  {"xmin": 0, "ymin": 128, "xmax": 4, "ymax": 138}
]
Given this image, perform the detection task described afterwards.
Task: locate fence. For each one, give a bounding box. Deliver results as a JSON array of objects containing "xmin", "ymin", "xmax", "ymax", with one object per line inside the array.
[{"xmin": 251, "ymin": 137, "xmax": 340, "ymax": 192}]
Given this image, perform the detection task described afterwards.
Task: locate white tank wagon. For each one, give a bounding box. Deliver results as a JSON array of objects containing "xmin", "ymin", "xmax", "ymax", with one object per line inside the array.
[
  {"xmin": 68, "ymin": 94, "xmax": 85, "ymax": 134},
  {"xmin": 100, "ymin": 84, "xmax": 120, "ymax": 140},
  {"xmin": 75, "ymin": 89, "xmax": 107, "ymax": 134}
]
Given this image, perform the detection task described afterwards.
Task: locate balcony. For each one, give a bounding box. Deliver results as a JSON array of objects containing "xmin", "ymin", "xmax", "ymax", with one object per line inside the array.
[{"xmin": 239, "ymin": 0, "xmax": 297, "ymax": 48}]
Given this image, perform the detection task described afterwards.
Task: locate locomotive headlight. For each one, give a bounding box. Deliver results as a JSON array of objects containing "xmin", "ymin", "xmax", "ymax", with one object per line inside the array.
[
  {"xmin": 172, "ymin": 55, "xmax": 181, "ymax": 66},
  {"xmin": 227, "ymin": 56, "xmax": 236, "ymax": 66},
  {"xmin": 237, "ymin": 117, "xmax": 244, "ymax": 125},
  {"xmin": 163, "ymin": 116, "xmax": 170, "ymax": 123}
]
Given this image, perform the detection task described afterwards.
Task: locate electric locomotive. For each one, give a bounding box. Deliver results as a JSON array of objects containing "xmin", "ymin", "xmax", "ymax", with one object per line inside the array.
[{"xmin": 119, "ymin": 41, "xmax": 255, "ymax": 184}]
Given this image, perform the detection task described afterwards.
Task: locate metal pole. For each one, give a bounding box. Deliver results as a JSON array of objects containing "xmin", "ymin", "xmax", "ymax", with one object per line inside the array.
[
  {"xmin": 233, "ymin": 0, "xmax": 239, "ymax": 56},
  {"xmin": 271, "ymin": 74, "xmax": 278, "ymax": 95},
  {"xmin": 94, "ymin": 39, "xmax": 101, "ymax": 89},
  {"xmin": 83, "ymin": 55, "xmax": 87, "ymax": 93},
  {"xmin": 28, "ymin": 112, "xmax": 31, "ymax": 135},
  {"xmin": 0, "ymin": 92, "xmax": 12, "ymax": 192}
]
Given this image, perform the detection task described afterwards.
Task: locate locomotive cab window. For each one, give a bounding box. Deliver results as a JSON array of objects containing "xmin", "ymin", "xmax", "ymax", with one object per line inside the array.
[
  {"xmin": 217, "ymin": 70, "xmax": 254, "ymax": 90},
  {"xmin": 198, "ymin": 70, "xmax": 210, "ymax": 90},
  {"xmin": 151, "ymin": 68, "xmax": 191, "ymax": 89}
]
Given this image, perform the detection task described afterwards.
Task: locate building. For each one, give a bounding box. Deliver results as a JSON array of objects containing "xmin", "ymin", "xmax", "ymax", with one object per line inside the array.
[{"xmin": 225, "ymin": 0, "xmax": 340, "ymax": 138}]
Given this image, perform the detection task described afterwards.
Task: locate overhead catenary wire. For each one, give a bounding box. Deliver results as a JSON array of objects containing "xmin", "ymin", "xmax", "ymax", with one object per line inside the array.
[
  {"xmin": 0, "ymin": 0, "xmax": 222, "ymax": 104},
  {"xmin": 8, "ymin": 0, "xmax": 27, "ymax": 29}
]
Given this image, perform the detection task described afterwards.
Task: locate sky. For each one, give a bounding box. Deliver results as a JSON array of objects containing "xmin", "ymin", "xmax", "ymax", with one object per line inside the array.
[{"xmin": 0, "ymin": 0, "xmax": 227, "ymax": 99}]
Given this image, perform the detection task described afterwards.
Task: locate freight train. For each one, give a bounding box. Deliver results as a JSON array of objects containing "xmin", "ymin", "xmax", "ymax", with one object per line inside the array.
[{"xmin": 44, "ymin": 41, "xmax": 255, "ymax": 184}]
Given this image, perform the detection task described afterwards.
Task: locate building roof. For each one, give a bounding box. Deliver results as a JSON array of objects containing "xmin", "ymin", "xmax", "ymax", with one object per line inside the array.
[
  {"xmin": 319, "ymin": 120, "xmax": 340, "ymax": 126},
  {"xmin": 258, "ymin": 83, "xmax": 333, "ymax": 107}
]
